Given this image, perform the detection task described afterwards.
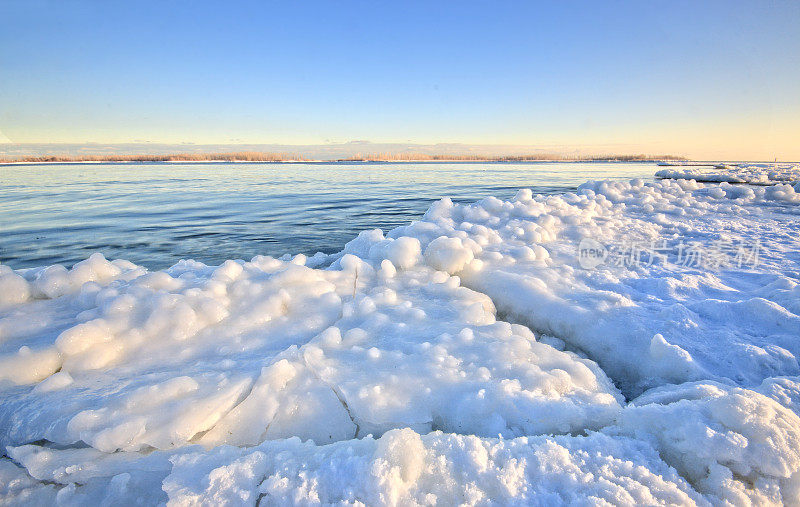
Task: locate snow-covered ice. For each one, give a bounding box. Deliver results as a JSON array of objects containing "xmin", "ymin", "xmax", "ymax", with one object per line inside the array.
[
  {"xmin": 656, "ymin": 163, "xmax": 800, "ymax": 187},
  {"xmin": 1, "ymin": 163, "xmax": 799, "ymax": 505},
  {"xmin": 370, "ymin": 176, "xmax": 800, "ymax": 397}
]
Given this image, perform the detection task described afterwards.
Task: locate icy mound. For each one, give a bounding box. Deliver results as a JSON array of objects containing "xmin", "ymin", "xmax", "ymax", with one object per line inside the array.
[
  {"xmin": 7, "ymin": 380, "xmax": 799, "ymax": 505},
  {"xmin": 656, "ymin": 163, "xmax": 800, "ymax": 187},
  {"xmin": 610, "ymin": 382, "xmax": 800, "ymax": 505},
  {"xmin": 4, "ymin": 429, "xmax": 705, "ymax": 505},
  {"xmin": 364, "ymin": 178, "xmax": 800, "ymax": 396},
  {"xmin": 161, "ymin": 383, "xmax": 800, "ymax": 505},
  {"xmin": 0, "ymin": 252, "xmax": 622, "ymax": 455}
]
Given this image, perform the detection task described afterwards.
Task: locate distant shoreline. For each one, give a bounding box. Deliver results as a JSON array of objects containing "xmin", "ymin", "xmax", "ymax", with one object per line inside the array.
[{"xmin": 0, "ymin": 151, "xmax": 687, "ymax": 165}]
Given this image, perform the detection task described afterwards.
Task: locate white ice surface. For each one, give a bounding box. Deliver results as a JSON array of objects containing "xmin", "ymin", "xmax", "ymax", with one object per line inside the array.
[
  {"xmin": 2, "ymin": 166, "xmax": 800, "ymax": 505},
  {"xmin": 376, "ymin": 177, "xmax": 800, "ymax": 397},
  {"xmin": 656, "ymin": 163, "xmax": 800, "ymax": 187},
  {"xmin": 0, "ymin": 254, "xmax": 621, "ymax": 454}
]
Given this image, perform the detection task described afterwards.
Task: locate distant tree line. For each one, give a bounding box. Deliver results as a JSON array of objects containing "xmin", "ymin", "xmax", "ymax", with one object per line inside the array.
[
  {"xmin": 0, "ymin": 151, "xmax": 305, "ymax": 163},
  {"xmin": 0, "ymin": 151, "xmax": 686, "ymax": 163},
  {"xmin": 338, "ymin": 152, "xmax": 687, "ymax": 162}
]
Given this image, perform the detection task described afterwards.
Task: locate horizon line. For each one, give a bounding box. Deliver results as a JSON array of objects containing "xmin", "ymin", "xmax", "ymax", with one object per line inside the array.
[{"xmin": 1, "ymin": 142, "xmax": 795, "ymax": 163}]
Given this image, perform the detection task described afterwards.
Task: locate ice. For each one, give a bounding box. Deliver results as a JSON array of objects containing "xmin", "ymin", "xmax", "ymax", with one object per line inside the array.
[
  {"xmin": 2, "ymin": 165, "xmax": 800, "ymax": 504},
  {"xmin": 0, "ymin": 253, "xmax": 143, "ymax": 305},
  {"xmin": 656, "ymin": 163, "xmax": 800, "ymax": 187},
  {"xmin": 3, "ymin": 430, "xmax": 705, "ymax": 506},
  {"xmin": 161, "ymin": 429, "xmax": 711, "ymax": 506},
  {"xmin": 423, "ymin": 236, "xmax": 476, "ymax": 274},
  {"xmin": 757, "ymin": 376, "xmax": 800, "ymax": 416},
  {"xmin": 0, "ymin": 251, "xmax": 622, "ymax": 455},
  {"xmin": 377, "ymin": 177, "xmax": 800, "ymax": 396},
  {"xmin": 609, "ymin": 381, "xmax": 800, "ymax": 504},
  {"xmin": 0, "ymin": 459, "xmax": 57, "ymax": 505},
  {"xmin": 5, "ymin": 444, "xmax": 180, "ymax": 505}
]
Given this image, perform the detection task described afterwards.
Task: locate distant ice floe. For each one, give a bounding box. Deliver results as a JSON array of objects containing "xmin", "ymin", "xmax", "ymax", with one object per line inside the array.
[
  {"xmin": 1, "ymin": 165, "xmax": 800, "ymax": 505},
  {"xmin": 656, "ymin": 162, "xmax": 800, "ymax": 187}
]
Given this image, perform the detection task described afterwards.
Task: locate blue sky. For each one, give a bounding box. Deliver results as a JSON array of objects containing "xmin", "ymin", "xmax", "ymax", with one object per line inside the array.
[{"xmin": 1, "ymin": 0, "xmax": 798, "ymax": 159}]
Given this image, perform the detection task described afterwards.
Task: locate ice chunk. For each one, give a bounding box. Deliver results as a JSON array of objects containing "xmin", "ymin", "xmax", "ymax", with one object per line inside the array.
[
  {"xmin": 609, "ymin": 381, "xmax": 800, "ymax": 504},
  {"xmin": 423, "ymin": 236, "xmax": 475, "ymax": 274},
  {"xmin": 162, "ymin": 429, "xmax": 705, "ymax": 505},
  {"xmin": 656, "ymin": 163, "xmax": 800, "ymax": 186},
  {"xmin": 0, "ymin": 460, "xmax": 58, "ymax": 505},
  {"xmin": 0, "ymin": 255, "xmax": 622, "ymax": 453},
  {"xmin": 381, "ymin": 177, "xmax": 800, "ymax": 396}
]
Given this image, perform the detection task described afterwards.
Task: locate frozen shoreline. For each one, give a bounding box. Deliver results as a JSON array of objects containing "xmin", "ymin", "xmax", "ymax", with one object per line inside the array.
[
  {"xmin": 1, "ymin": 165, "xmax": 800, "ymax": 505},
  {"xmin": 656, "ymin": 162, "xmax": 800, "ymax": 186}
]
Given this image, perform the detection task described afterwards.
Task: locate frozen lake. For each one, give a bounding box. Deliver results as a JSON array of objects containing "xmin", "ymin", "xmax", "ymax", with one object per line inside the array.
[{"xmin": 0, "ymin": 161, "xmax": 655, "ymax": 269}]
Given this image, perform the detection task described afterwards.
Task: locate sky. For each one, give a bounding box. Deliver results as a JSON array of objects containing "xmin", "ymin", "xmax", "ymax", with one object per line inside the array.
[{"xmin": 1, "ymin": 0, "xmax": 799, "ymax": 160}]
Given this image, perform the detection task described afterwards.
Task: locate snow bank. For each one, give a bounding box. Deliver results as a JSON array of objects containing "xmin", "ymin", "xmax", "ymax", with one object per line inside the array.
[
  {"xmin": 369, "ymin": 177, "xmax": 800, "ymax": 396},
  {"xmin": 0, "ymin": 254, "xmax": 622, "ymax": 455},
  {"xmin": 656, "ymin": 163, "xmax": 800, "ymax": 187},
  {"xmin": 0, "ymin": 253, "xmax": 142, "ymax": 306},
  {"xmin": 8, "ymin": 383, "xmax": 800, "ymax": 506},
  {"xmin": 609, "ymin": 382, "xmax": 800, "ymax": 505},
  {"xmin": 165, "ymin": 429, "xmax": 712, "ymax": 506},
  {"xmin": 3, "ymin": 430, "xmax": 706, "ymax": 506},
  {"xmin": 2, "ymin": 167, "xmax": 800, "ymax": 504}
]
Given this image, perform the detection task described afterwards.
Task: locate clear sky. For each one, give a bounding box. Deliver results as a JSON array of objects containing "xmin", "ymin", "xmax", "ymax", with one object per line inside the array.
[{"xmin": 1, "ymin": 0, "xmax": 798, "ymax": 160}]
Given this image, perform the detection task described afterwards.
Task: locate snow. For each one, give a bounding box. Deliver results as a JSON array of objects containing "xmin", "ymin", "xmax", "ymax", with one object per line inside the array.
[
  {"xmin": 3, "ymin": 429, "xmax": 709, "ymax": 506},
  {"xmin": 378, "ymin": 177, "xmax": 800, "ymax": 397},
  {"xmin": 615, "ymin": 381, "xmax": 800, "ymax": 504},
  {"xmin": 656, "ymin": 163, "xmax": 800, "ymax": 187},
  {"xmin": 162, "ymin": 429, "xmax": 711, "ymax": 506},
  {"xmin": 1, "ymin": 163, "xmax": 800, "ymax": 505},
  {"xmin": 0, "ymin": 254, "xmax": 622, "ymax": 456}
]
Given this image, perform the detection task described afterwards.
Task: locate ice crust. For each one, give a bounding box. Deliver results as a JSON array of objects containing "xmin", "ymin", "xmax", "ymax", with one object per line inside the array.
[
  {"xmin": 656, "ymin": 163, "xmax": 800, "ymax": 187},
  {"xmin": 374, "ymin": 177, "xmax": 800, "ymax": 398},
  {"xmin": 1, "ymin": 165, "xmax": 799, "ymax": 505}
]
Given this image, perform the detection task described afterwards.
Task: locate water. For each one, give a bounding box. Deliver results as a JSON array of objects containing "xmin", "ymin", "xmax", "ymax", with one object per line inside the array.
[{"xmin": 0, "ymin": 161, "xmax": 656, "ymax": 270}]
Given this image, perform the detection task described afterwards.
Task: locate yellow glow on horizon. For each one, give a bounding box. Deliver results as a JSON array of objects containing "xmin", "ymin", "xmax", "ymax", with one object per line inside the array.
[{"xmin": 2, "ymin": 112, "xmax": 798, "ymax": 162}]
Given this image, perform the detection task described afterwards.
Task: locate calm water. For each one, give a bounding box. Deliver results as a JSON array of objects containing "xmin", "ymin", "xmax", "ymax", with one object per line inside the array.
[{"xmin": 1, "ymin": 161, "xmax": 656, "ymax": 270}]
